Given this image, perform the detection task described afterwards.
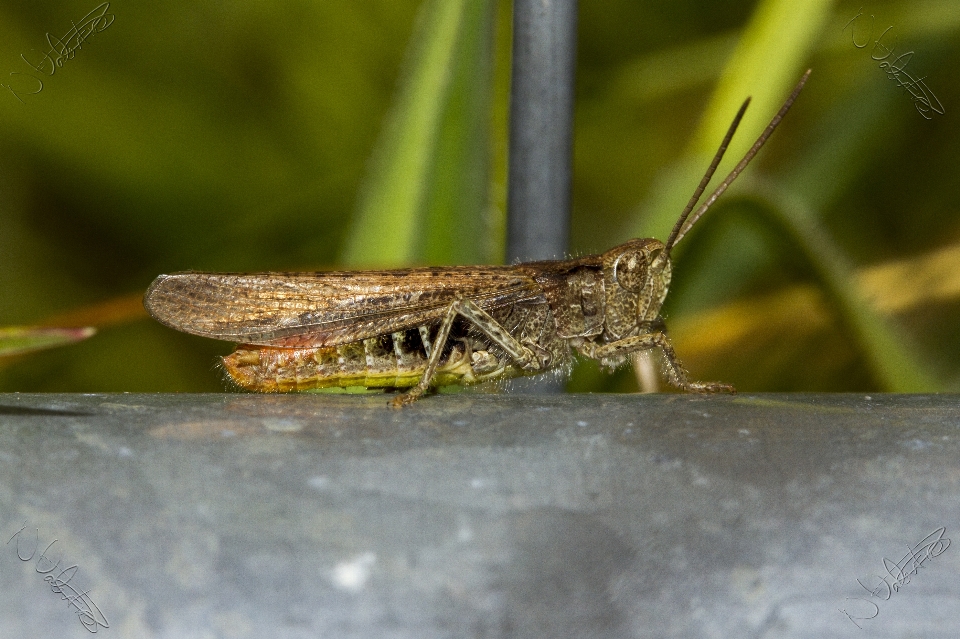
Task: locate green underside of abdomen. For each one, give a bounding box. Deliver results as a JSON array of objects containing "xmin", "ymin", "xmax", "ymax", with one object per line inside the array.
[{"xmin": 223, "ymin": 345, "xmax": 529, "ymax": 393}]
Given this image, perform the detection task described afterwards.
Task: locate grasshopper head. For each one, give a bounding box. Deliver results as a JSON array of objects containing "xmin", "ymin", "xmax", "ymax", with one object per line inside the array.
[
  {"xmin": 591, "ymin": 72, "xmax": 811, "ymax": 360},
  {"xmin": 595, "ymin": 71, "xmax": 810, "ymax": 343},
  {"xmin": 601, "ymin": 238, "xmax": 671, "ymax": 340}
]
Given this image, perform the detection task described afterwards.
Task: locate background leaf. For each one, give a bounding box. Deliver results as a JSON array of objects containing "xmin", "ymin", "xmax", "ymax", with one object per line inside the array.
[
  {"xmin": 341, "ymin": 0, "xmax": 500, "ymax": 267},
  {"xmin": 0, "ymin": 326, "xmax": 94, "ymax": 358}
]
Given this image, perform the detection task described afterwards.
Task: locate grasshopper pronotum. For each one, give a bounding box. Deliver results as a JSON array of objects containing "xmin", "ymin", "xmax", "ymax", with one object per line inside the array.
[{"xmin": 145, "ymin": 71, "xmax": 810, "ymax": 406}]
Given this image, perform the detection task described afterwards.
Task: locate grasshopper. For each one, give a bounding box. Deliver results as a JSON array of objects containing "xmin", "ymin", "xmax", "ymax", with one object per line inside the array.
[{"xmin": 144, "ymin": 71, "xmax": 809, "ymax": 406}]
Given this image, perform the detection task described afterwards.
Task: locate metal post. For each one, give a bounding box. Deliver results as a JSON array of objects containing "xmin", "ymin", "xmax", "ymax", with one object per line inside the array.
[
  {"xmin": 506, "ymin": 0, "xmax": 577, "ymax": 393},
  {"xmin": 507, "ymin": 0, "xmax": 577, "ymax": 263}
]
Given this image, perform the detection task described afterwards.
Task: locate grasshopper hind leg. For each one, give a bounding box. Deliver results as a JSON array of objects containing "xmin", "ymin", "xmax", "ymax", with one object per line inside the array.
[
  {"xmin": 390, "ymin": 303, "xmax": 460, "ymax": 408},
  {"xmin": 390, "ymin": 298, "xmax": 548, "ymax": 408}
]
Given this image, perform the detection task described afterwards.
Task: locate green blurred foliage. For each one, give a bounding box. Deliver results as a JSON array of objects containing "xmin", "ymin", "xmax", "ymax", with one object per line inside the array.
[
  {"xmin": 342, "ymin": 0, "xmax": 502, "ymax": 267},
  {"xmin": 0, "ymin": 0, "xmax": 958, "ymax": 392}
]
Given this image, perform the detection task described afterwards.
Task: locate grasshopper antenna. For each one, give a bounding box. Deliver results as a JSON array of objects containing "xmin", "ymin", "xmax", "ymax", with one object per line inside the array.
[
  {"xmin": 662, "ymin": 97, "xmax": 750, "ymax": 255},
  {"xmin": 664, "ymin": 69, "xmax": 811, "ymax": 253}
]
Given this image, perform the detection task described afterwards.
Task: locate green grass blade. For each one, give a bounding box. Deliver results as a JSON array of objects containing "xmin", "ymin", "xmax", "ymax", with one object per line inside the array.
[
  {"xmin": 733, "ymin": 186, "xmax": 938, "ymax": 391},
  {"xmin": 634, "ymin": 0, "xmax": 833, "ymax": 242},
  {"xmin": 0, "ymin": 326, "xmax": 95, "ymax": 358},
  {"xmin": 419, "ymin": 0, "xmax": 498, "ymax": 265},
  {"xmin": 690, "ymin": 0, "xmax": 833, "ymax": 159},
  {"xmin": 341, "ymin": 0, "xmax": 497, "ymax": 268}
]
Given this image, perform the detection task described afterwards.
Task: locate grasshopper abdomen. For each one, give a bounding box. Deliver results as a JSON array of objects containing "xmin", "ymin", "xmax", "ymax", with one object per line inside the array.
[{"xmin": 221, "ymin": 311, "xmax": 547, "ymax": 392}]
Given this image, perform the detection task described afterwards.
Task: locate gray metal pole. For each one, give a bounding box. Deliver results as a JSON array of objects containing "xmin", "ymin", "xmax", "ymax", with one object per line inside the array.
[
  {"xmin": 507, "ymin": 0, "xmax": 577, "ymax": 263},
  {"xmin": 506, "ymin": 0, "xmax": 577, "ymax": 394}
]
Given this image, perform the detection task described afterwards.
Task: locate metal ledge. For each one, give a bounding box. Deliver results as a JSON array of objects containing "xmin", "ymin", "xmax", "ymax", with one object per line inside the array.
[{"xmin": 0, "ymin": 392, "xmax": 957, "ymax": 638}]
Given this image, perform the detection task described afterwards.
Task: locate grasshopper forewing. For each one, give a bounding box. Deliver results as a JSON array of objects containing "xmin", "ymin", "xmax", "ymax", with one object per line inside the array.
[{"xmin": 145, "ymin": 71, "xmax": 810, "ymax": 406}]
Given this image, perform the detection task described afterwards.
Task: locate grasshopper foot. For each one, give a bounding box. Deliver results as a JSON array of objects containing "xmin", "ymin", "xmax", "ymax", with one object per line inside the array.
[
  {"xmin": 390, "ymin": 388, "xmax": 425, "ymax": 408},
  {"xmin": 685, "ymin": 381, "xmax": 736, "ymax": 394}
]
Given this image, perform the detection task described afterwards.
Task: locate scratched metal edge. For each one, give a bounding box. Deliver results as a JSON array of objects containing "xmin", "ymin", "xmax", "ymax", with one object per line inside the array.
[
  {"xmin": 0, "ymin": 391, "xmax": 955, "ymax": 441},
  {"xmin": 0, "ymin": 391, "xmax": 956, "ymax": 416}
]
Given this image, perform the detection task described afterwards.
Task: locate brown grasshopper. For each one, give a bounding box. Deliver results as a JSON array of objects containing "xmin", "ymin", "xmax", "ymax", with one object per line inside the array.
[{"xmin": 144, "ymin": 71, "xmax": 809, "ymax": 406}]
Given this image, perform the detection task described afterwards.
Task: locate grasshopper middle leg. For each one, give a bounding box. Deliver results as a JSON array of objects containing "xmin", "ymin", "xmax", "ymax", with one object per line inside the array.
[{"xmin": 391, "ymin": 299, "xmax": 547, "ymax": 407}]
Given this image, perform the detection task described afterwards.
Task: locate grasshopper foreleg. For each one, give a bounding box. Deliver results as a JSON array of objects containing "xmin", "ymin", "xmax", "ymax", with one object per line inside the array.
[
  {"xmin": 578, "ymin": 330, "xmax": 734, "ymax": 394},
  {"xmin": 391, "ymin": 299, "xmax": 547, "ymax": 407}
]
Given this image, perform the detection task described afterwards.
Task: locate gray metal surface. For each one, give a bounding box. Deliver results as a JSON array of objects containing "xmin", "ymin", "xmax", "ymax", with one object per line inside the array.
[{"xmin": 0, "ymin": 392, "xmax": 958, "ymax": 638}]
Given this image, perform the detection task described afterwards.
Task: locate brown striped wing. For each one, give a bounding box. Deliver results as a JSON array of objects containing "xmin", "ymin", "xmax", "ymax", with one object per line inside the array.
[{"xmin": 143, "ymin": 267, "xmax": 547, "ymax": 347}]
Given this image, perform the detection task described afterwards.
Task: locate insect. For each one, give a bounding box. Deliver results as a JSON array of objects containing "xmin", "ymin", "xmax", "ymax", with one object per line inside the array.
[{"xmin": 145, "ymin": 71, "xmax": 810, "ymax": 407}]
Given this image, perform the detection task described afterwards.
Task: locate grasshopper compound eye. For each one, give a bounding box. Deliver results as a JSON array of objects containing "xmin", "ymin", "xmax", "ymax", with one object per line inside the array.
[{"xmin": 613, "ymin": 251, "xmax": 647, "ymax": 293}]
